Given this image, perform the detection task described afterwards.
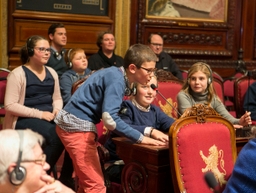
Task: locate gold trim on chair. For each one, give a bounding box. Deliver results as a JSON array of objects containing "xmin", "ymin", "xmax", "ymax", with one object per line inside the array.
[{"xmin": 180, "ymin": 104, "xmax": 221, "ymax": 123}]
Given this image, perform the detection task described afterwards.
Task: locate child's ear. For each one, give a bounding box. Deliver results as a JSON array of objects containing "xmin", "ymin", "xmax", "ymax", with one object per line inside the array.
[{"xmin": 128, "ymin": 64, "xmax": 137, "ymax": 74}]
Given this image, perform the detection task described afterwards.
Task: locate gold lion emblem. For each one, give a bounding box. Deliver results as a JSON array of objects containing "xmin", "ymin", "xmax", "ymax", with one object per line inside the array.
[
  {"xmin": 158, "ymin": 98, "xmax": 177, "ymax": 119},
  {"xmin": 200, "ymin": 145, "xmax": 227, "ymax": 186}
]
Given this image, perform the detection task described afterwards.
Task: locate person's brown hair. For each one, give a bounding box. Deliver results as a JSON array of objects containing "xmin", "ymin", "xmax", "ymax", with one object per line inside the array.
[
  {"xmin": 182, "ymin": 62, "xmax": 216, "ymax": 104},
  {"xmin": 96, "ymin": 31, "xmax": 114, "ymax": 48},
  {"xmin": 48, "ymin": 23, "xmax": 65, "ymax": 35},
  {"xmin": 123, "ymin": 44, "xmax": 158, "ymax": 69}
]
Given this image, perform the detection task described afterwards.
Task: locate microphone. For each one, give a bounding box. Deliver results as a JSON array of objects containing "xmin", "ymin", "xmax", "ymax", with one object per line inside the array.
[
  {"xmin": 150, "ymin": 84, "xmax": 181, "ymax": 117},
  {"xmin": 204, "ymin": 171, "xmax": 220, "ymax": 193}
]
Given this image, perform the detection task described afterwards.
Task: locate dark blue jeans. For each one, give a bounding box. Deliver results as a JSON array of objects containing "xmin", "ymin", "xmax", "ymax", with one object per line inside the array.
[{"xmin": 16, "ymin": 118, "xmax": 64, "ymax": 173}]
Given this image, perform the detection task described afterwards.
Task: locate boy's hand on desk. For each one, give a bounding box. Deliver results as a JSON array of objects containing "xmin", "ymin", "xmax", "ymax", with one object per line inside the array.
[
  {"xmin": 141, "ymin": 136, "xmax": 167, "ymax": 146},
  {"xmin": 151, "ymin": 129, "xmax": 169, "ymax": 142}
]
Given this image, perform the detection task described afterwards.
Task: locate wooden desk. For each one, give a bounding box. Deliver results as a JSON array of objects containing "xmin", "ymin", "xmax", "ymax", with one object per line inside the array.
[
  {"xmin": 113, "ymin": 137, "xmax": 173, "ymax": 193},
  {"xmin": 113, "ymin": 137, "xmax": 250, "ymax": 193}
]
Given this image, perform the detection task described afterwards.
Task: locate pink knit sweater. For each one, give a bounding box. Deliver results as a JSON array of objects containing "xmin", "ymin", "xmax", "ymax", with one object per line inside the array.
[{"xmin": 3, "ymin": 66, "xmax": 63, "ymax": 129}]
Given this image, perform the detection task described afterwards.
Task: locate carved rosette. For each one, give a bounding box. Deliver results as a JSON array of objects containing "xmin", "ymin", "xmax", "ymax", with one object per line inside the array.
[
  {"xmin": 180, "ymin": 104, "xmax": 220, "ymax": 122},
  {"xmin": 121, "ymin": 162, "xmax": 148, "ymax": 193}
]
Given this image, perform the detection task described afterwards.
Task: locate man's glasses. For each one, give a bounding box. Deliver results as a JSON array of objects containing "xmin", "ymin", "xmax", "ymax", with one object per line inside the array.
[
  {"xmin": 150, "ymin": 43, "xmax": 163, "ymax": 47},
  {"xmin": 34, "ymin": 47, "xmax": 51, "ymax": 53},
  {"xmin": 21, "ymin": 154, "xmax": 46, "ymax": 166},
  {"xmin": 138, "ymin": 66, "xmax": 157, "ymax": 74}
]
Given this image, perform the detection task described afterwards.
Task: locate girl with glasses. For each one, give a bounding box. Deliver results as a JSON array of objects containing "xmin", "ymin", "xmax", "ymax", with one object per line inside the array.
[{"xmin": 3, "ymin": 35, "xmax": 65, "ymax": 178}]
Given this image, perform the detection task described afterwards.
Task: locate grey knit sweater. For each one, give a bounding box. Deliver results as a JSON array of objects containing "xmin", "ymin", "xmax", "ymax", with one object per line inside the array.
[{"xmin": 177, "ymin": 90, "xmax": 239, "ymax": 124}]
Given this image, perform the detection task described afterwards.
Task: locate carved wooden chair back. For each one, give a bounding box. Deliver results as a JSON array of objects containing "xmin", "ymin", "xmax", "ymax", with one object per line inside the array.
[
  {"xmin": 180, "ymin": 69, "xmax": 188, "ymax": 80},
  {"xmin": 223, "ymin": 72, "xmax": 245, "ymax": 117},
  {"xmin": 154, "ymin": 69, "xmax": 184, "ymax": 119},
  {"xmin": 212, "ymin": 71, "xmax": 223, "ymax": 82},
  {"xmin": 169, "ymin": 104, "xmax": 237, "ymax": 193},
  {"xmin": 213, "ymin": 77, "xmax": 224, "ymax": 103}
]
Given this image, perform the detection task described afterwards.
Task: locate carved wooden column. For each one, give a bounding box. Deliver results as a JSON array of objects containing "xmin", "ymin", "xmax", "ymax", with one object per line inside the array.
[{"xmin": 115, "ymin": 0, "xmax": 130, "ymax": 57}]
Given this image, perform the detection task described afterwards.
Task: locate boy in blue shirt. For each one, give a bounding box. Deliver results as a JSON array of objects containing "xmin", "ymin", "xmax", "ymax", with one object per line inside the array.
[{"xmin": 55, "ymin": 44, "xmax": 165, "ymax": 193}]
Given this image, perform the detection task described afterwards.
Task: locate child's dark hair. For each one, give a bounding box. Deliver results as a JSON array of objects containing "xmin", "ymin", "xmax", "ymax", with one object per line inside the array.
[{"xmin": 20, "ymin": 35, "xmax": 47, "ymax": 64}]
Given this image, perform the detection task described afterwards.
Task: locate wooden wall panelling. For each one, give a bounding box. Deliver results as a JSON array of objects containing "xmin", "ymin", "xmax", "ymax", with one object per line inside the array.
[
  {"xmin": 130, "ymin": 0, "xmax": 243, "ymax": 78},
  {"xmin": 130, "ymin": 0, "xmax": 140, "ymax": 45},
  {"xmin": 8, "ymin": 0, "xmax": 116, "ymax": 70},
  {"xmin": 238, "ymin": 0, "xmax": 256, "ymax": 71},
  {"xmin": 240, "ymin": 0, "xmax": 256, "ymax": 61}
]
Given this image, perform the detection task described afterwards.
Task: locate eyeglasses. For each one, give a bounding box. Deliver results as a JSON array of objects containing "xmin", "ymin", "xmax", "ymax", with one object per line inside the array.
[
  {"xmin": 34, "ymin": 47, "xmax": 51, "ymax": 53},
  {"xmin": 150, "ymin": 43, "xmax": 163, "ymax": 47},
  {"xmin": 21, "ymin": 154, "xmax": 46, "ymax": 166},
  {"xmin": 138, "ymin": 66, "xmax": 157, "ymax": 74}
]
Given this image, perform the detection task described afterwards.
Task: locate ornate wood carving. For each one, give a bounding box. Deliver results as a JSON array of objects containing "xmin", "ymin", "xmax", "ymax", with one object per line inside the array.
[
  {"xmin": 121, "ymin": 162, "xmax": 148, "ymax": 193},
  {"xmin": 180, "ymin": 104, "xmax": 221, "ymax": 123},
  {"xmin": 155, "ymin": 69, "xmax": 179, "ymax": 81},
  {"xmin": 174, "ymin": 59, "xmax": 237, "ymax": 68},
  {"xmin": 163, "ymin": 33, "xmax": 223, "ymax": 46}
]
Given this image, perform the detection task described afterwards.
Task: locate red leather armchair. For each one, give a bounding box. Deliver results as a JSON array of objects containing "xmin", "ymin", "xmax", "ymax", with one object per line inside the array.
[
  {"xmin": 169, "ymin": 104, "xmax": 237, "ymax": 193},
  {"xmin": 153, "ymin": 69, "xmax": 184, "ymax": 119}
]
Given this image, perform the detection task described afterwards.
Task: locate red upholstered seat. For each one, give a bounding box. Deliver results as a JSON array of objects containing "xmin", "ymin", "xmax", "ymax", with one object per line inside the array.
[
  {"xmin": 180, "ymin": 69, "xmax": 188, "ymax": 80},
  {"xmin": 212, "ymin": 71, "xmax": 223, "ymax": 82},
  {"xmin": 223, "ymin": 72, "xmax": 244, "ymax": 117},
  {"xmin": 169, "ymin": 104, "xmax": 237, "ymax": 193},
  {"xmin": 0, "ymin": 81, "xmax": 7, "ymax": 105},
  {"xmin": 223, "ymin": 78, "xmax": 235, "ymax": 113},
  {"xmin": 213, "ymin": 77, "xmax": 224, "ymax": 103},
  {"xmin": 0, "ymin": 70, "xmax": 9, "ymax": 104},
  {"xmin": 153, "ymin": 81, "xmax": 182, "ymax": 119},
  {"xmin": 153, "ymin": 70, "xmax": 184, "ymax": 119},
  {"xmin": 0, "ymin": 109, "xmax": 5, "ymax": 116},
  {"xmin": 0, "ymin": 68, "xmax": 11, "ymax": 129},
  {"xmin": 234, "ymin": 74, "xmax": 256, "ymax": 118}
]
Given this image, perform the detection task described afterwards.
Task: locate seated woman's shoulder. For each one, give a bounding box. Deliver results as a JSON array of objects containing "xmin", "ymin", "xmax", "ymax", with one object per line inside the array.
[{"xmin": 177, "ymin": 90, "xmax": 186, "ymax": 96}]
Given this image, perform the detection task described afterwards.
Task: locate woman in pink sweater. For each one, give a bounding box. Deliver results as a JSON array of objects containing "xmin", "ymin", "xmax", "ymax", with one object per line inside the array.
[{"xmin": 3, "ymin": 35, "xmax": 64, "ymax": 175}]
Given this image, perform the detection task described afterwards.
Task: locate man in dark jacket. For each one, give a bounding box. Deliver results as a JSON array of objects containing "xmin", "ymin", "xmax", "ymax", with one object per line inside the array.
[
  {"xmin": 148, "ymin": 33, "xmax": 182, "ymax": 80},
  {"xmin": 244, "ymin": 81, "xmax": 256, "ymax": 120}
]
